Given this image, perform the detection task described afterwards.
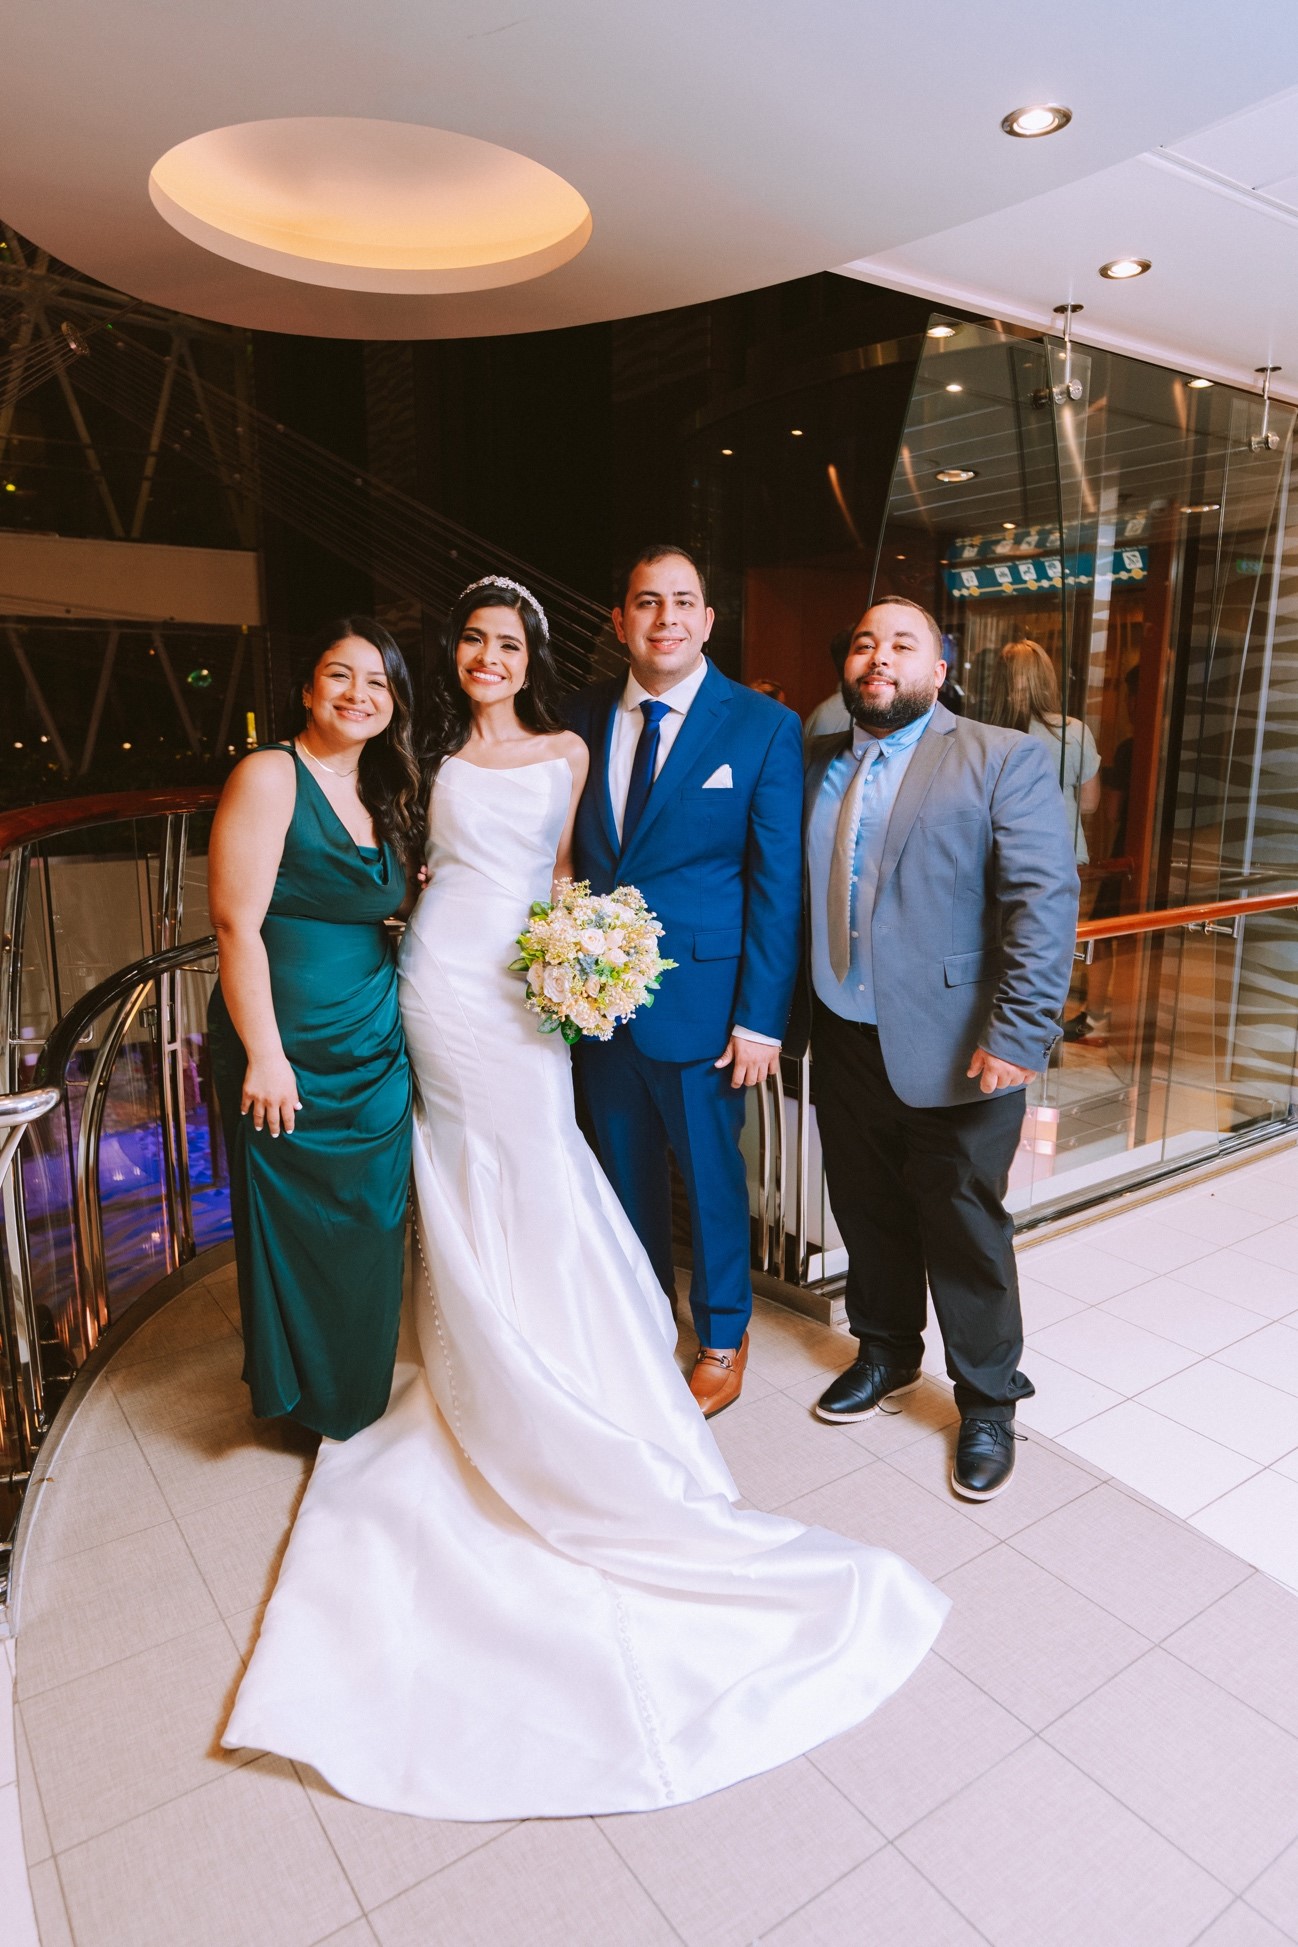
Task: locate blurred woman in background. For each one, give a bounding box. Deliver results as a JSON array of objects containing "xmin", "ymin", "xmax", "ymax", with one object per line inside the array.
[{"xmin": 988, "ymin": 637, "xmax": 1100, "ymax": 864}]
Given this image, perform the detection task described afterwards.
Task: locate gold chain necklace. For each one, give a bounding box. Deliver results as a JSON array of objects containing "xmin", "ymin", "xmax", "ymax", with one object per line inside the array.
[{"xmin": 296, "ymin": 737, "xmax": 359, "ymax": 781}]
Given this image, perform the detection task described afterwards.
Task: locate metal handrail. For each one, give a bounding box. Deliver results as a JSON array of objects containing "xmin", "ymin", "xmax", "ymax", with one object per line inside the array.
[
  {"xmin": 0, "ymin": 787, "xmax": 219, "ymax": 858},
  {"xmin": 1078, "ymin": 886, "xmax": 1298, "ymax": 943},
  {"xmin": 34, "ymin": 936, "xmax": 218, "ymax": 1345}
]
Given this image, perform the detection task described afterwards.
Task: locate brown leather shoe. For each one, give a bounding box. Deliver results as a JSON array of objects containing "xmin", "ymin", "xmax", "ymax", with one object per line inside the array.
[{"xmin": 688, "ymin": 1333, "xmax": 749, "ymax": 1418}]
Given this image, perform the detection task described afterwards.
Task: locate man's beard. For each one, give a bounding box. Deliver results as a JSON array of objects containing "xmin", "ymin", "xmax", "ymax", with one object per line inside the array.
[{"xmin": 842, "ymin": 673, "xmax": 934, "ymax": 734}]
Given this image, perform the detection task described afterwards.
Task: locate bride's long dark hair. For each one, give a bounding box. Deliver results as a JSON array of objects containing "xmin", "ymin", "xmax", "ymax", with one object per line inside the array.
[
  {"xmin": 424, "ymin": 580, "xmax": 564, "ymax": 775},
  {"xmin": 285, "ymin": 617, "xmax": 424, "ymax": 866}
]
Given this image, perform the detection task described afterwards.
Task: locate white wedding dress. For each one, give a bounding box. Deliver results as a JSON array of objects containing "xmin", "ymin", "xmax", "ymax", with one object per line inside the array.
[{"xmin": 222, "ymin": 754, "xmax": 948, "ymax": 1818}]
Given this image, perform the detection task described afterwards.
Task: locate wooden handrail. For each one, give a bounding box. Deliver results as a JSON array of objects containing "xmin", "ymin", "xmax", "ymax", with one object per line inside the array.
[
  {"xmin": 0, "ymin": 789, "xmax": 220, "ymax": 856},
  {"xmin": 1079, "ymin": 886, "xmax": 1298, "ymax": 942}
]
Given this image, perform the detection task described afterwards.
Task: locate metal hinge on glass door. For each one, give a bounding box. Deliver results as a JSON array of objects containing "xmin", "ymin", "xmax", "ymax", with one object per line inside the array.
[{"xmin": 1034, "ymin": 304, "xmax": 1084, "ymax": 408}]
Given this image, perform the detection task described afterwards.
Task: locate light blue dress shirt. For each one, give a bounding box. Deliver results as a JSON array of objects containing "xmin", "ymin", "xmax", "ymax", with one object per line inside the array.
[{"xmin": 808, "ymin": 706, "xmax": 936, "ymax": 1023}]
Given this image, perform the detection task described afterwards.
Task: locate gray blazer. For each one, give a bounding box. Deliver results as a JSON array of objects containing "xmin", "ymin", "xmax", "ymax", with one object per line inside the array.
[{"xmin": 803, "ymin": 704, "xmax": 1080, "ymax": 1108}]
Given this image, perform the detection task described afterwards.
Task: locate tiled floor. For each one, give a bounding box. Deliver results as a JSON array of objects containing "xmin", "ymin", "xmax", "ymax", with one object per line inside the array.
[{"xmin": 5, "ymin": 1143, "xmax": 1298, "ymax": 1946}]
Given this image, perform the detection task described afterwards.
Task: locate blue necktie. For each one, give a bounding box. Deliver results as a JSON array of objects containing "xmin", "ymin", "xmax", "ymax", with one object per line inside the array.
[{"xmin": 621, "ymin": 699, "xmax": 671, "ymax": 849}]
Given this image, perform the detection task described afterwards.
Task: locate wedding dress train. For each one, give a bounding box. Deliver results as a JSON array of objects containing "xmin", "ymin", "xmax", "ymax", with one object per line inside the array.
[{"xmin": 222, "ymin": 754, "xmax": 948, "ymax": 1818}]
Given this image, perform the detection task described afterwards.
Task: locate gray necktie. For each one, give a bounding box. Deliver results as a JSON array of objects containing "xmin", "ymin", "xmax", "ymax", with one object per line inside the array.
[{"xmin": 828, "ymin": 742, "xmax": 880, "ymax": 983}]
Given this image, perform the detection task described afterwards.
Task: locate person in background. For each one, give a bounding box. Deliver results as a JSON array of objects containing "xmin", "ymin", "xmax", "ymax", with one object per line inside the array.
[
  {"xmin": 1071, "ymin": 661, "xmax": 1141, "ymax": 1044},
  {"xmin": 987, "ymin": 637, "xmax": 1100, "ymax": 863},
  {"xmin": 802, "ymin": 629, "xmax": 853, "ymax": 748},
  {"xmin": 749, "ymin": 677, "xmax": 787, "ymax": 703}
]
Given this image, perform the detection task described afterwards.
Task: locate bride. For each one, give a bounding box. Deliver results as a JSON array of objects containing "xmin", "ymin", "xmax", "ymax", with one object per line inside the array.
[{"xmin": 222, "ymin": 576, "xmax": 948, "ymax": 1819}]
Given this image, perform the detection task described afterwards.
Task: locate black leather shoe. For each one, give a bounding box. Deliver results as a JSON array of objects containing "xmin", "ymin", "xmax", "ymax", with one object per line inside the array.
[
  {"xmin": 951, "ymin": 1417, "xmax": 1016, "ymax": 1499},
  {"xmin": 814, "ymin": 1360, "xmax": 922, "ymax": 1424}
]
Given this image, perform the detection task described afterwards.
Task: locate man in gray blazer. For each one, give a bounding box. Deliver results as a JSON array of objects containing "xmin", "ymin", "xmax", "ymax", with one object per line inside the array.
[{"xmin": 805, "ymin": 597, "xmax": 1078, "ymax": 1499}]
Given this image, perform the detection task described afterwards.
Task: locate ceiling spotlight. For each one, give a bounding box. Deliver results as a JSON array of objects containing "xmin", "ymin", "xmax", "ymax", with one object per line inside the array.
[
  {"xmin": 1099, "ymin": 257, "xmax": 1151, "ymax": 280},
  {"xmin": 935, "ymin": 467, "xmax": 978, "ymax": 483},
  {"xmin": 790, "ymin": 428, "xmax": 804, "ymax": 437},
  {"xmin": 927, "ymin": 323, "xmax": 958, "ymax": 339},
  {"xmin": 1181, "ymin": 502, "xmax": 1221, "ymax": 514},
  {"xmin": 1186, "ymin": 377, "xmax": 1214, "ymax": 390},
  {"xmin": 1002, "ymin": 104, "xmax": 1072, "ymax": 138},
  {"xmin": 945, "ymin": 382, "xmax": 964, "ymax": 394},
  {"xmin": 1002, "ymin": 521, "xmax": 1016, "ymax": 530},
  {"xmin": 720, "ymin": 447, "xmax": 733, "ymax": 455}
]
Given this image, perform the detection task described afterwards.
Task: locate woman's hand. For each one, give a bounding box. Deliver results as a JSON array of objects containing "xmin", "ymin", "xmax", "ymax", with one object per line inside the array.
[{"xmin": 241, "ymin": 1053, "xmax": 302, "ymax": 1136}]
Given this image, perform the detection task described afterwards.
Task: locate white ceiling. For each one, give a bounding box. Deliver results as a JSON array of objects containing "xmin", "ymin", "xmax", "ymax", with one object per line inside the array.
[
  {"xmin": 843, "ymin": 85, "xmax": 1298, "ymax": 402},
  {"xmin": 6, "ymin": 1, "xmax": 1298, "ymax": 350}
]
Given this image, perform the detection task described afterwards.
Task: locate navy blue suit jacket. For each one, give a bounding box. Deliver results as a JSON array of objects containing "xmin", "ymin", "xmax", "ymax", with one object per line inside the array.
[{"xmin": 565, "ymin": 662, "xmax": 804, "ymax": 1063}]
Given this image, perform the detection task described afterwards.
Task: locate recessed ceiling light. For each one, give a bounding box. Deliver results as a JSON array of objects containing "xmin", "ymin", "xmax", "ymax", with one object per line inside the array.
[
  {"xmin": 1001, "ymin": 104, "xmax": 1072, "ymax": 139},
  {"xmin": 1186, "ymin": 377, "xmax": 1214, "ymax": 390},
  {"xmin": 945, "ymin": 382, "xmax": 963, "ymax": 394},
  {"xmin": 1181, "ymin": 502, "xmax": 1221, "ymax": 514},
  {"xmin": 1099, "ymin": 257, "xmax": 1151, "ymax": 280},
  {"xmin": 720, "ymin": 447, "xmax": 733, "ymax": 455},
  {"xmin": 790, "ymin": 428, "xmax": 804, "ymax": 437},
  {"xmin": 927, "ymin": 323, "xmax": 958, "ymax": 339},
  {"xmin": 1002, "ymin": 521, "xmax": 1016, "ymax": 530},
  {"xmin": 935, "ymin": 467, "xmax": 978, "ymax": 483}
]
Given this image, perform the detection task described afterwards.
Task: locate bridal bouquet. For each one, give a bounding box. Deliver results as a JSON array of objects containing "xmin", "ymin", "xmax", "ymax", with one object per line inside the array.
[{"xmin": 510, "ymin": 879, "xmax": 676, "ymax": 1044}]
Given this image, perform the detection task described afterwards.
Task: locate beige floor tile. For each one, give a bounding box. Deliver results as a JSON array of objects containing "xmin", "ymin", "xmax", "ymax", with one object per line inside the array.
[
  {"xmin": 1012, "ymin": 1482, "xmax": 1251, "ymax": 1639},
  {"xmin": 57, "ymin": 1753, "xmax": 359, "ymax": 1947},
  {"xmin": 762, "ymin": 1844, "xmax": 984, "ymax": 1945},
  {"xmin": 205, "ymin": 1266, "xmax": 245, "ymax": 1330},
  {"xmin": 21, "ymin": 1439, "xmax": 171, "ymax": 1567},
  {"xmin": 1045, "ymin": 1650, "xmax": 1298, "ymax": 1894},
  {"xmin": 1141, "ymin": 1363, "xmax": 1298, "ymax": 1467},
  {"xmin": 48, "ymin": 1378, "xmax": 134, "ymax": 1461},
  {"xmin": 1018, "ymin": 1275, "xmax": 1087, "ymax": 1335},
  {"xmin": 23, "ymin": 1621, "xmax": 250, "ymax": 1852},
  {"xmin": 777, "ymin": 1457, "xmax": 994, "ymax": 1581},
  {"xmin": 1194, "ymin": 1902, "xmax": 1294, "ymax": 1946},
  {"xmin": 1022, "ymin": 1238, "xmax": 1154, "ymax": 1302},
  {"xmin": 27, "ymin": 1857, "xmax": 74, "ymax": 1947},
  {"xmin": 224, "ymin": 1601, "xmax": 268, "ymax": 1663},
  {"xmin": 1085, "ymin": 1211, "xmax": 1218, "ymax": 1274},
  {"xmin": 745, "ymin": 1302, "xmax": 857, "ymax": 1387},
  {"xmin": 1165, "ymin": 1574, "xmax": 1298, "ymax": 1740},
  {"xmin": 14, "ymin": 1710, "xmax": 50, "ymax": 1865},
  {"xmin": 1247, "ymin": 1836, "xmax": 1298, "ymax": 1939},
  {"xmin": 1172, "ymin": 1250, "xmax": 1298, "ymax": 1321},
  {"xmin": 897, "ymin": 1740, "xmax": 1230, "ymax": 1947},
  {"xmin": 370, "ymin": 1818, "xmax": 676, "ymax": 1947},
  {"xmin": 1191, "ymin": 1473, "xmax": 1298, "ymax": 1594},
  {"xmin": 887, "ymin": 1426, "xmax": 1099, "ymax": 1540},
  {"xmin": 1014, "ymin": 1351, "xmax": 1123, "ymax": 1436},
  {"xmin": 299, "ymin": 1765, "xmax": 513, "ymax": 1910},
  {"xmin": 1234, "ymin": 1219, "xmax": 1298, "ymax": 1275},
  {"xmin": 0, "ymin": 1666, "xmax": 13, "ymax": 1791},
  {"xmin": 108, "ymin": 1286, "xmax": 238, "ymax": 1372},
  {"xmin": 107, "ymin": 1332, "xmax": 246, "ymax": 1440},
  {"xmin": 177, "ymin": 1470, "xmax": 310, "ymax": 1616},
  {"xmin": 1059, "ymin": 1401, "xmax": 1259, "ymax": 1519},
  {"xmin": 1216, "ymin": 1174, "xmax": 1298, "ymax": 1223},
  {"xmin": 599, "ymin": 1757, "xmax": 881, "ymax": 1946},
  {"xmin": 828, "ymin": 1378, "xmax": 962, "ymax": 1460},
  {"xmin": 1149, "ymin": 1192, "xmax": 1280, "ymax": 1250},
  {"xmin": 934, "ymin": 1545, "xmax": 1148, "ymax": 1730},
  {"xmin": 315, "ymin": 1925, "xmax": 379, "ymax": 1947},
  {"xmin": 15, "ymin": 1521, "xmax": 219, "ymax": 1697},
  {"xmin": 1101, "ymin": 1280, "xmax": 1268, "ymax": 1356},
  {"xmin": 0, "ymin": 1781, "xmax": 39, "ymax": 1947},
  {"xmin": 1029, "ymin": 1308, "xmax": 1199, "ymax": 1392},
  {"xmin": 808, "ymin": 1650, "xmax": 1031, "ymax": 1840},
  {"xmin": 138, "ymin": 1401, "xmax": 317, "ymax": 1521},
  {"xmin": 1219, "ymin": 1323, "xmax": 1298, "ymax": 1399},
  {"xmin": 708, "ymin": 1391, "xmax": 870, "ymax": 1507}
]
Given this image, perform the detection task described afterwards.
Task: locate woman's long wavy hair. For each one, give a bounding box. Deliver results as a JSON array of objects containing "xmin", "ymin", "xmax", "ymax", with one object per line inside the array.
[
  {"xmin": 424, "ymin": 581, "xmax": 563, "ymax": 774},
  {"xmin": 285, "ymin": 617, "xmax": 424, "ymax": 866},
  {"xmin": 987, "ymin": 637, "xmax": 1063, "ymax": 738}
]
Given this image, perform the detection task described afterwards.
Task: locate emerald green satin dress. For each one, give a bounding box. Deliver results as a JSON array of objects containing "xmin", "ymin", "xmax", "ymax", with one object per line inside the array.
[{"xmin": 209, "ymin": 747, "xmax": 413, "ymax": 1440}]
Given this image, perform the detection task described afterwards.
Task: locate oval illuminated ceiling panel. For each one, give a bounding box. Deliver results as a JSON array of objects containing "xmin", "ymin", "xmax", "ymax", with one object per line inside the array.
[{"xmin": 149, "ymin": 117, "xmax": 593, "ymax": 293}]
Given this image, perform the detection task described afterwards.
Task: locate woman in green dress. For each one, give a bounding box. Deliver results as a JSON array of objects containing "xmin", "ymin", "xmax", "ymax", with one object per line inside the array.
[{"xmin": 208, "ymin": 618, "xmax": 421, "ymax": 1440}]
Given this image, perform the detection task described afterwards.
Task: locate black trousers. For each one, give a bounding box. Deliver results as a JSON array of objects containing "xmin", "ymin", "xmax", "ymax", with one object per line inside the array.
[{"xmin": 811, "ymin": 1002, "xmax": 1034, "ymax": 1421}]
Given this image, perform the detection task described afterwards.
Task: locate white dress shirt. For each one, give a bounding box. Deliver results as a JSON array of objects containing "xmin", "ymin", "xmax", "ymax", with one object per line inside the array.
[
  {"xmin": 609, "ymin": 657, "xmax": 711, "ymax": 840},
  {"xmin": 609, "ymin": 657, "xmax": 777, "ymax": 1049}
]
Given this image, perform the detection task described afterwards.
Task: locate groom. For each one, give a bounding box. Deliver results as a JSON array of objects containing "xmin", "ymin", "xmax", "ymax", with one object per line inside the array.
[{"xmin": 566, "ymin": 545, "xmax": 803, "ymax": 1416}]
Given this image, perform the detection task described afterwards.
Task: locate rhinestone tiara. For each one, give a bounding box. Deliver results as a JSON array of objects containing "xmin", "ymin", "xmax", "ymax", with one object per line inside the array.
[{"xmin": 458, "ymin": 574, "xmax": 549, "ymax": 635}]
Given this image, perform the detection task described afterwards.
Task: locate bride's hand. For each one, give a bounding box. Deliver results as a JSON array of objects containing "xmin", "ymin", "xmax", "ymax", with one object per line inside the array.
[{"xmin": 241, "ymin": 1054, "xmax": 302, "ymax": 1137}]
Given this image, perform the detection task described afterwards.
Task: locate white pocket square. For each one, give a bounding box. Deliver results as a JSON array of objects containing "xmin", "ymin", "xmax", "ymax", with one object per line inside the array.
[{"xmin": 702, "ymin": 765, "xmax": 734, "ymax": 789}]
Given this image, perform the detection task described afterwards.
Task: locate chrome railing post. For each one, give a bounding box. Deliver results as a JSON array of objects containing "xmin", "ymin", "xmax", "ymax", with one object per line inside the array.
[
  {"xmin": 0, "ymin": 845, "xmax": 51, "ymax": 1443},
  {"xmin": 0, "ymin": 1087, "xmax": 59, "ymax": 1516},
  {"xmin": 156, "ymin": 815, "xmax": 196, "ymax": 1269},
  {"xmin": 72, "ymin": 982, "xmax": 148, "ymax": 1350}
]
